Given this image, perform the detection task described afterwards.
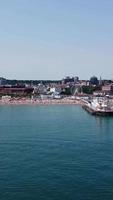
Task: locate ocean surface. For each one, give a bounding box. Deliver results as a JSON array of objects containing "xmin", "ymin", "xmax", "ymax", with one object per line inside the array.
[{"xmin": 0, "ymin": 105, "xmax": 113, "ymax": 200}]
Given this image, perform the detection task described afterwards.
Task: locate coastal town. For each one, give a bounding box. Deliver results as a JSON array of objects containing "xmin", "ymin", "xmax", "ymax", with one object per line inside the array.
[{"xmin": 0, "ymin": 76, "xmax": 113, "ymax": 108}]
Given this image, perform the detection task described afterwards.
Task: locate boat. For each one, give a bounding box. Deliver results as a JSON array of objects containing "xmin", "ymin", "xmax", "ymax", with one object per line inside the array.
[{"xmin": 82, "ymin": 97, "xmax": 113, "ymax": 116}]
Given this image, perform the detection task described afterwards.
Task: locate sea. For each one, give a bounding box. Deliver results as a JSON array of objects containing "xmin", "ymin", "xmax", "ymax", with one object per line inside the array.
[{"xmin": 0, "ymin": 105, "xmax": 113, "ymax": 200}]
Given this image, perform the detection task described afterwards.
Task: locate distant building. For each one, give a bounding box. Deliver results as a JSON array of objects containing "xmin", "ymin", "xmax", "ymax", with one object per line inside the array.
[
  {"xmin": 74, "ymin": 76, "xmax": 79, "ymax": 83},
  {"xmin": 0, "ymin": 77, "xmax": 7, "ymax": 85},
  {"xmin": 99, "ymin": 76, "xmax": 103, "ymax": 86},
  {"xmin": 62, "ymin": 76, "xmax": 79, "ymax": 84},
  {"xmin": 90, "ymin": 76, "xmax": 99, "ymax": 86},
  {"xmin": 80, "ymin": 81, "xmax": 87, "ymax": 86}
]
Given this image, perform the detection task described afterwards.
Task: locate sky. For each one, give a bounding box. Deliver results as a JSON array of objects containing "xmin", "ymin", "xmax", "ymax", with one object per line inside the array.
[{"xmin": 0, "ymin": 0, "xmax": 113, "ymax": 80}]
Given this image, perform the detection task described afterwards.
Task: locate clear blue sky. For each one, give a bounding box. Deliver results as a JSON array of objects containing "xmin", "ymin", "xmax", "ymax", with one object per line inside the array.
[{"xmin": 0, "ymin": 0, "xmax": 113, "ymax": 80}]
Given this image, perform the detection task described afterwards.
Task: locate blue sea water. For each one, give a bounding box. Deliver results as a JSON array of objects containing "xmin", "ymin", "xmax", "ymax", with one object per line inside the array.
[{"xmin": 0, "ymin": 105, "xmax": 113, "ymax": 200}]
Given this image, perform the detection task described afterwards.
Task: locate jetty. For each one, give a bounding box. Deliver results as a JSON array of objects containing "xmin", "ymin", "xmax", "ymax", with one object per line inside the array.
[{"xmin": 82, "ymin": 97, "xmax": 113, "ymax": 116}]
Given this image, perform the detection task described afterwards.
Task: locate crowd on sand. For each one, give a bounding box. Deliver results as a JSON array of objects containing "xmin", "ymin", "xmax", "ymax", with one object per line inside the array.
[{"xmin": 0, "ymin": 97, "xmax": 82, "ymax": 105}]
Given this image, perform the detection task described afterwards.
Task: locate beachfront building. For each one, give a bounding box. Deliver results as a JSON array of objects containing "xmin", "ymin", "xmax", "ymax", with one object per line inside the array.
[
  {"xmin": 0, "ymin": 86, "xmax": 34, "ymax": 97},
  {"xmin": 93, "ymin": 90, "xmax": 104, "ymax": 96},
  {"xmin": 102, "ymin": 84, "xmax": 113, "ymax": 95},
  {"xmin": 50, "ymin": 86, "xmax": 61, "ymax": 94},
  {"xmin": 37, "ymin": 83, "xmax": 47, "ymax": 94}
]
